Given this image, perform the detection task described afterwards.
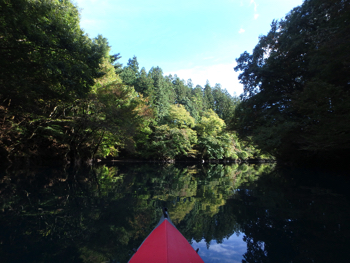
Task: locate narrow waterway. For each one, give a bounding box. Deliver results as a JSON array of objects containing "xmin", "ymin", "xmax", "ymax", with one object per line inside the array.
[{"xmin": 1, "ymin": 163, "xmax": 349, "ymax": 262}]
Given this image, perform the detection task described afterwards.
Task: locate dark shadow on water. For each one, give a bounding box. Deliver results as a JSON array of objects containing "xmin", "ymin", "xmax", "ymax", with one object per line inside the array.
[{"xmin": 1, "ymin": 163, "xmax": 349, "ymax": 262}]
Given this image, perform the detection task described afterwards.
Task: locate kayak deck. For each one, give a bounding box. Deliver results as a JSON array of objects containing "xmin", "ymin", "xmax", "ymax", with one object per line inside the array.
[{"xmin": 129, "ymin": 209, "xmax": 204, "ymax": 263}]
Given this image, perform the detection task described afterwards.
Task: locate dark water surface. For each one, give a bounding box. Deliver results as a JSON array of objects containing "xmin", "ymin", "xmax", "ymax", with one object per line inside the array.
[{"xmin": 1, "ymin": 163, "xmax": 349, "ymax": 262}]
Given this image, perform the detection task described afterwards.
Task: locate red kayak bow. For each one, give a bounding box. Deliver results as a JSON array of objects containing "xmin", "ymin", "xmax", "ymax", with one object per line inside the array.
[{"xmin": 128, "ymin": 208, "xmax": 204, "ymax": 263}]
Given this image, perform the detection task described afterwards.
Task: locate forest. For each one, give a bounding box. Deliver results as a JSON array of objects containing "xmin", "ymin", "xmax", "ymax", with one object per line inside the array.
[
  {"xmin": 1, "ymin": 0, "xmax": 349, "ymax": 166},
  {"xmin": 0, "ymin": 0, "xmax": 268, "ymax": 166}
]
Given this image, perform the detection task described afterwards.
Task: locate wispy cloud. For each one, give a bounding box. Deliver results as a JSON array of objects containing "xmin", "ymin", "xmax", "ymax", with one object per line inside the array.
[
  {"xmin": 250, "ymin": 0, "xmax": 258, "ymax": 12},
  {"xmin": 240, "ymin": 0, "xmax": 259, "ymax": 20},
  {"xmin": 238, "ymin": 28, "xmax": 245, "ymax": 34},
  {"xmin": 249, "ymin": 0, "xmax": 259, "ymax": 19}
]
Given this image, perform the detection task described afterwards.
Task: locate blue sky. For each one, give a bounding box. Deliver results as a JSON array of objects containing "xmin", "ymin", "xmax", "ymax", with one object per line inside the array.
[
  {"xmin": 76, "ymin": 0, "xmax": 304, "ymax": 96},
  {"xmin": 191, "ymin": 233, "xmax": 248, "ymax": 263}
]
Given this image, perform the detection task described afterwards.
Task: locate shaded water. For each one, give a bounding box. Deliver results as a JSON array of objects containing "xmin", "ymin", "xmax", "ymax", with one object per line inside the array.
[{"xmin": 0, "ymin": 163, "xmax": 349, "ymax": 262}]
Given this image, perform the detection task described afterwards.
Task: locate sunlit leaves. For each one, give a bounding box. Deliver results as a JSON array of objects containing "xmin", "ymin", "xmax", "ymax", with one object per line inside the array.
[
  {"xmin": 196, "ymin": 110, "xmax": 225, "ymax": 136},
  {"xmin": 148, "ymin": 124, "xmax": 198, "ymax": 159},
  {"xmin": 165, "ymin": 104, "xmax": 196, "ymax": 129}
]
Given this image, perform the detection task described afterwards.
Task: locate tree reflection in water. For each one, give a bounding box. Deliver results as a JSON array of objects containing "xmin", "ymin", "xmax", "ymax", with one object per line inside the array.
[{"xmin": 0, "ymin": 164, "xmax": 349, "ymax": 262}]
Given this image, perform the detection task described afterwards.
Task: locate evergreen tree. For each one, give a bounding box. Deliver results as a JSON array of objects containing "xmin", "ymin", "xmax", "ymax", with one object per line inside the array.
[
  {"xmin": 110, "ymin": 53, "xmax": 123, "ymax": 75},
  {"xmin": 187, "ymin": 79, "xmax": 194, "ymax": 89},
  {"xmin": 127, "ymin": 55, "xmax": 140, "ymax": 73},
  {"xmin": 203, "ymin": 81, "xmax": 215, "ymax": 111},
  {"xmin": 172, "ymin": 75, "xmax": 191, "ymax": 104},
  {"xmin": 212, "ymin": 84, "xmax": 238, "ymax": 123},
  {"xmin": 120, "ymin": 56, "xmax": 140, "ymax": 87},
  {"xmin": 148, "ymin": 67, "xmax": 175, "ymax": 122},
  {"xmin": 134, "ymin": 67, "xmax": 154, "ymax": 97}
]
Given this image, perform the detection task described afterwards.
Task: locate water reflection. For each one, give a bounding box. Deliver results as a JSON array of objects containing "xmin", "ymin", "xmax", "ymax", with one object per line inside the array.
[
  {"xmin": 192, "ymin": 234, "xmax": 246, "ymax": 263},
  {"xmin": 1, "ymin": 163, "xmax": 350, "ymax": 262}
]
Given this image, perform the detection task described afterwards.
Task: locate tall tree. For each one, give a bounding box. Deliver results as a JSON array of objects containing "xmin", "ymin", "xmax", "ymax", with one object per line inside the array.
[
  {"xmin": 0, "ymin": 0, "xmax": 106, "ymax": 163},
  {"xmin": 212, "ymin": 84, "xmax": 238, "ymax": 123},
  {"xmin": 195, "ymin": 110, "xmax": 235, "ymax": 159},
  {"xmin": 146, "ymin": 105, "xmax": 197, "ymax": 159},
  {"xmin": 110, "ymin": 53, "xmax": 123, "ymax": 75},
  {"xmin": 233, "ymin": 0, "xmax": 350, "ymax": 163},
  {"xmin": 148, "ymin": 67, "xmax": 175, "ymax": 122},
  {"xmin": 0, "ymin": 0, "xmax": 104, "ymax": 110},
  {"xmin": 120, "ymin": 56, "xmax": 140, "ymax": 87},
  {"xmin": 172, "ymin": 75, "xmax": 191, "ymax": 104},
  {"xmin": 190, "ymin": 85, "xmax": 205, "ymax": 119},
  {"xmin": 134, "ymin": 67, "xmax": 154, "ymax": 97},
  {"xmin": 203, "ymin": 81, "xmax": 215, "ymax": 111}
]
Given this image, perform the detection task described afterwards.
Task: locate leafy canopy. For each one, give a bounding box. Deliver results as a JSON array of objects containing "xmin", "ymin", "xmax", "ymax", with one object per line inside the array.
[{"xmin": 232, "ymin": 0, "xmax": 350, "ymax": 162}]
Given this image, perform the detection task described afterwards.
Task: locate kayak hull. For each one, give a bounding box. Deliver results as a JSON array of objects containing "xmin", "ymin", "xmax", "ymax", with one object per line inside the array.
[{"xmin": 129, "ymin": 211, "xmax": 204, "ymax": 263}]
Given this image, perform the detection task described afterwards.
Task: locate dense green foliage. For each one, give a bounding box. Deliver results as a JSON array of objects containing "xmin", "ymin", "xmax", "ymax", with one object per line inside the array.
[
  {"xmin": 0, "ymin": 0, "xmax": 103, "ymax": 103},
  {"xmin": 119, "ymin": 60, "xmax": 260, "ymax": 160},
  {"xmin": 0, "ymin": 0, "xmax": 268, "ymax": 165},
  {"xmin": 233, "ymin": 0, "xmax": 350, "ymax": 163},
  {"xmin": 0, "ymin": 0, "xmax": 152, "ymax": 164}
]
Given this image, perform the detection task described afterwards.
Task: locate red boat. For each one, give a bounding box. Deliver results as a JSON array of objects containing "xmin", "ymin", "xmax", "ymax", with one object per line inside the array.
[{"xmin": 128, "ymin": 208, "xmax": 204, "ymax": 263}]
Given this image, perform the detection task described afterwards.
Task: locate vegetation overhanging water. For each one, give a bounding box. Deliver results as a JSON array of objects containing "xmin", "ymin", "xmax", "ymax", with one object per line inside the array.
[{"xmin": 1, "ymin": 1, "xmax": 349, "ymax": 261}]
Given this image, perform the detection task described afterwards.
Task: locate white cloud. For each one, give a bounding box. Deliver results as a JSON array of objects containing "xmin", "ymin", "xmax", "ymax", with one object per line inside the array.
[
  {"xmin": 191, "ymin": 234, "xmax": 247, "ymax": 263},
  {"xmin": 246, "ymin": 0, "xmax": 259, "ymax": 19},
  {"xmin": 238, "ymin": 28, "xmax": 245, "ymax": 34},
  {"xmin": 250, "ymin": 0, "xmax": 258, "ymax": 12},
  {"xmin": 165, "ymin": 64, "xmax": 243, "ymax": 96}
]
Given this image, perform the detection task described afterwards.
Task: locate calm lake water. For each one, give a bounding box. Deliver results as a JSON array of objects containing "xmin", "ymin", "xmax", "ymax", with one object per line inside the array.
[{"xmin": 1, "ymin": 162, "xmax": 349, "ymax": 262}]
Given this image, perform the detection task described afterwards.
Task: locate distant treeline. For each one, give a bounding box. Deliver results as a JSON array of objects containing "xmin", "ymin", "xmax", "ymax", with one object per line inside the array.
[{"xmin": 0, "ymin": 0, "xmax": 268, "ymax": 166}]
